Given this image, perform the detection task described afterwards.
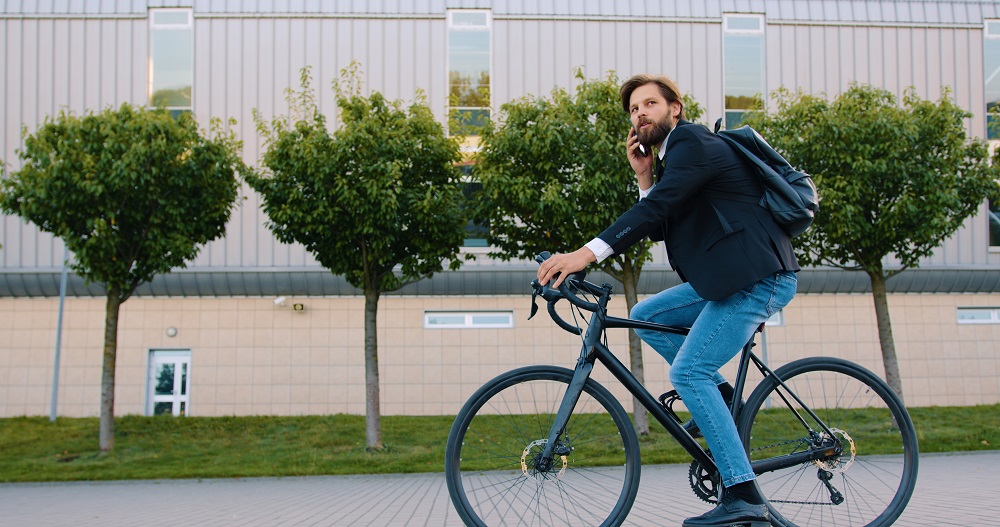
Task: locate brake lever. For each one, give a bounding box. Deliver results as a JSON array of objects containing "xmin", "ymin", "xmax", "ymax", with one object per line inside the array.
[{"xmin": 528, "ymin": 280, "xmax": 541, "ymax": 320}]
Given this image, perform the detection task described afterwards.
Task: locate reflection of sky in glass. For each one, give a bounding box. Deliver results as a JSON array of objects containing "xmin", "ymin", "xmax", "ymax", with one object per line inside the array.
[
  {"xmin": 452, "ymin": 11, "xmax": 487, "ymax": 26},
  {"xmin": 151, "ymin": 29, "xmax": 193, "ymax": 105},
  {"xmin": 153, "ymin": 10, "xmax": 189, "ymax": 25},
  {"xmin": 724, "ymin": 34, "xmax": 763, "ymax": 98},
  {"xmin": 449, "ymin": 31, "xmax": 489, "ymax": 76},
  {"xmin": 728, "ymin": 17, "xmax": 760, "ymax": 31},
  {"xmin": 986, "ymin": 39, "xmax": 1000, "ymax": 105}
]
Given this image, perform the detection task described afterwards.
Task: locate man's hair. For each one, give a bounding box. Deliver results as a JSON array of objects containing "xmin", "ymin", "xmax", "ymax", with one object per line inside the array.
[{"xmin": 620, "ymin": 74, "xmax": 686, "ymax": 120}]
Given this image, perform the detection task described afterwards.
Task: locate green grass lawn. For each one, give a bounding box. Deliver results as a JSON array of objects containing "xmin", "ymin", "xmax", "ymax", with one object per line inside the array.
[{"xmin": 0, "ymin": 404, "xmax": 996, "ymax": 483}]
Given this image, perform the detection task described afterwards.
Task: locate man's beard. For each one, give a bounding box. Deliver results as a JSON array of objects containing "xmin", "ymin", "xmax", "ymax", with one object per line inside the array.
[{"xmin": 637, "ymin": 116, "xmax": 673, "ymax": 150}]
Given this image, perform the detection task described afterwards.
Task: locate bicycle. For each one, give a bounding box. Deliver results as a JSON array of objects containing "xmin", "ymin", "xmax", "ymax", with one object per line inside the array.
[{"xmin": 444, "ymin": 253, "xmax": 918, "ymax": 527}]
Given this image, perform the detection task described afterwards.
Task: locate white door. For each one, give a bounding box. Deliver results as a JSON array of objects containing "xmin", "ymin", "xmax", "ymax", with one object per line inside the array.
[{"xmin": 147, "ymin": 350, "xmax": 191, "ymax": 416}]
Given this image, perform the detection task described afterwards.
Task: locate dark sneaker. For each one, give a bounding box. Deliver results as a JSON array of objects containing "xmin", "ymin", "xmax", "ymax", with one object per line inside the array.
[
  {"xmin": 683, "ymin": 419, "xmax": 703, "ymax": 439},
  {"xmin": 682, "ymin": 493, "xmax": 769, "ymax": 527}
]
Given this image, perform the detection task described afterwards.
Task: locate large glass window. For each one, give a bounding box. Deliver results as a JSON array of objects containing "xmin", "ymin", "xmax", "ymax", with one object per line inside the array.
[
  {"xmin": 723, "ymin": 14, "xmax": 765, "ymax": 129},
  {"xmin": 460, "ymin": 165, "xmax": 489, "ymax": 247},
  {"xmin": 989, "ymin": 200, "xmax": 1000, "ymax": 247},
  {"xmin": 149, "ymin": 8, "xmax": 193, "ymax": 117},
  {"xmin": 424, "ymin": 311, "xmax": 514, "ymax": 329},
  {"xmin": 986, "ymin": 20, "xmax": 1000, "ymax": 139},
  {"xmin": 448, "ymin": 10, "xmax": 491, "ymax": 136}
]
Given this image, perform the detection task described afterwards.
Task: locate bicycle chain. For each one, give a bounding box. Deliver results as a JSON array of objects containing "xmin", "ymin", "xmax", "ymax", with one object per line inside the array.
[
  {"xmin": 751, "ymin": 438, "xmax": 844, "ymax": 507},
  {"xmin": 769, "ymin": 499, "xmax": 836, "ymax": 506},
  {"xmin": 750, "ymin": 437, "xmax": 808, "ymax": 452}
]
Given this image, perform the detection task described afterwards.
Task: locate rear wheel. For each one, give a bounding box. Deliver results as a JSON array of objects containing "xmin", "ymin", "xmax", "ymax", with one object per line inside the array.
[
  {"xmin": 444, "ymin": 365, "xmax": 641, "ymax": 527},
  {"xmin": 737, "ymin": 357, "xmax": 918, "ymax": 527}
]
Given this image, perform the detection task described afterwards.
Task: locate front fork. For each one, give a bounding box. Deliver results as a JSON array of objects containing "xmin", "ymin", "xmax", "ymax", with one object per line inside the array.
[{"xmin": 535, "ymin": 358, "xmax": 594, "ymax": 471}]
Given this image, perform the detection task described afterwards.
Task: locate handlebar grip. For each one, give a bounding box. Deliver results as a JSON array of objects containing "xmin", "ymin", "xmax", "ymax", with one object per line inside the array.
[{"xmin": 533, "ymin": 252, "xmax": 600, "ymax": 312}]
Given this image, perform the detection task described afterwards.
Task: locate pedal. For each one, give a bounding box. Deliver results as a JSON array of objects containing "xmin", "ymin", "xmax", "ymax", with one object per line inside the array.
[{"xmin": 657, "ymin": 389, "xmax": 684, "ymax": 424}]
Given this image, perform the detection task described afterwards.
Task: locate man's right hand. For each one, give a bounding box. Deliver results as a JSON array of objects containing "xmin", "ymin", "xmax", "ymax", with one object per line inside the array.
[{"xmin": 627, "ymin": 128, "xmax": 655, "ymax": 191}]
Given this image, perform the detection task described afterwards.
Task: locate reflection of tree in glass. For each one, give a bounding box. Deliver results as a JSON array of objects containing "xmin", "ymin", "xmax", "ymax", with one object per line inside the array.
[
  {"xmin": 156, "ymin": 364, "xmax": 175, "ymax": 395},
  {"xmin": 724, "ymin": 94, "xmax": 763, "ymax": 110},
  {"xmin": 154, "ymin": 402, "xmax": 173, "ymax": 415},
  {"xmin": 990, "ymin": 202, "xmax": 1000, "ymax": 246},
  {"xmin": 449, "ymin": 72, "xmax": 491, "ymax": 107},
  {"xmin": 152, "ymin": 86, "xmax": 192, "ymax": 108}
]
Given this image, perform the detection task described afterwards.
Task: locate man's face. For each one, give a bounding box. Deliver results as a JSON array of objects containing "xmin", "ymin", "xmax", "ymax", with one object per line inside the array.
[{"xmin": 629, "ymin": 83, "xmax": 681, "ymax": 149}]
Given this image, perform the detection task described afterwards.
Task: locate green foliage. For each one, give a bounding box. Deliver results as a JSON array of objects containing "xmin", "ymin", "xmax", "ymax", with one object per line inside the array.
[
  {"xmin": 0, "ymin": 404, "xmax": 995, "ymax": 482},
  {"xmin": 247, "ymin": 65, "xmax": 466, "ymax": 293},
  {"xmin": 743, "ymin": 84, "xmax": 1000, "ymax": 275},
  {"xmin": 472, "ymin": 70, "xmax": 653, "ymax": 271},
  {"xmin": 0, "ymin": 104, "xmax": 243, "ymax": 300},
  {"xmin": 682, "ymin": 93, "xmax": 706, "ymax": 124}
]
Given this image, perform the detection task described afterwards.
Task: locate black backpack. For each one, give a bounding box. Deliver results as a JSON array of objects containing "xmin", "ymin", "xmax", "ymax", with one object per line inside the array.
[{"xmin": 710, "ymin": 118, "xmax": 819, "ymax": 237}]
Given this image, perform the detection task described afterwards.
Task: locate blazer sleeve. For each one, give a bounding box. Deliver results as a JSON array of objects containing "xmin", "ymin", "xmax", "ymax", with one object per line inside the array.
[{"xmin": 595, "ymin": 124, "xmax": 717, "ymax": 255}]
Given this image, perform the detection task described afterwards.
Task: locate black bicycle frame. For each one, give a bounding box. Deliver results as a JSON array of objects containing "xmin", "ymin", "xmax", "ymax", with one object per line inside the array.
[{"xmin": 537, "ymin": 291, "xmax": 844, "ymax": 478}]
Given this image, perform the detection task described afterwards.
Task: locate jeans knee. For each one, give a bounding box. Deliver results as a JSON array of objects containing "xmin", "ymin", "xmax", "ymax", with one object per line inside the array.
[
  {"xmin": 630, "ymin": 300, "xmax": 652, "ymax": 322},
  {"xmin": 669, "ymin": 363, "xmax": 689, "ymax": 388}
]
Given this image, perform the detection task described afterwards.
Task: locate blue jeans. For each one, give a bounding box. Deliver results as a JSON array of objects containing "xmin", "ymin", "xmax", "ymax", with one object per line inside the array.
[{"xmin": 631, "ymin": 271, "xmax": 797, "ymax": 487}]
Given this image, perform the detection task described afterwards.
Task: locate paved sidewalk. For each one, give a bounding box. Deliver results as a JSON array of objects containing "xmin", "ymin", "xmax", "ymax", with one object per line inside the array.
[{"xmin": 0, "ymin": 451, "xmax": 995, "ymax": 526}]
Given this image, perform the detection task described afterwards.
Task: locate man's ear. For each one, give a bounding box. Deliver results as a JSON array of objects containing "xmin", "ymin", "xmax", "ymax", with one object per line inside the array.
[{"xmin": 671, "ymin": 100, "xmax": 683, "ymax": 119}]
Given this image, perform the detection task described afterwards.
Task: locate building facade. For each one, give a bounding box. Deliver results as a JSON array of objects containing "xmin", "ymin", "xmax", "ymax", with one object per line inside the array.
[{"xmin": 2, "ymin": 0, "xmax": 1000, "ymax": 418}]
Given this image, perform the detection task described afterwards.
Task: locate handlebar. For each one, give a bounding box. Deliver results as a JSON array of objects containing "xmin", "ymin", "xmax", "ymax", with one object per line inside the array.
[{"xmin": 531, "ymin": 252, "xmax": 609, "ymax": 334}]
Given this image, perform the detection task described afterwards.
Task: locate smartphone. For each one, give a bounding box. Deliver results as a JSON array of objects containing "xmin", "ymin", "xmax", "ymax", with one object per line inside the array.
[{"xmin": 633, "ymin": 127, "xmax": 649, "ymax": 157}]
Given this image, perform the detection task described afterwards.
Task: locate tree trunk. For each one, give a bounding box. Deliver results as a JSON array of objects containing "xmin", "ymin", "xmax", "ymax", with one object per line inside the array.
[
  {"xmin": 620, "ymin": 264, "xmax": 649, "ymax": 435},
  {"xmin": 99, "ymin": 288, "xmax": 122, "ymax": 451},
  {"xmin": 363, "ymin": 288, "xmax": 384, "ymax": 450},
  {"xmin": 868, "ymin": 270, "xmax": 905, "ymax": 403}
]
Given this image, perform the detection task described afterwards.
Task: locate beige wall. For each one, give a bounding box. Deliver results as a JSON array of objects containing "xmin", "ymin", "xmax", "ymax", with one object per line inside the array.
[{"xmin": 1, "ymin": 291, "xmax": 999, "ymax": 418}]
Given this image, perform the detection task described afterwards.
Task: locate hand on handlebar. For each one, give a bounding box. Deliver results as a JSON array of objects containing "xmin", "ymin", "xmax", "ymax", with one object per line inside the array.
[{"xmin": 536, "ymin": 247, "xmax": 597, "ymax": 289}]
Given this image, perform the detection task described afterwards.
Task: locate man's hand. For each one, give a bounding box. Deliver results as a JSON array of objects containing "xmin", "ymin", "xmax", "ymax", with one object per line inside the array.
[
  {"xmin": 537, "ymin": 247, "xmax": 597, "ymax": 288},
  {"xmin": 627, "ymin": 127, "xmax": 655, "ymax": 191}
]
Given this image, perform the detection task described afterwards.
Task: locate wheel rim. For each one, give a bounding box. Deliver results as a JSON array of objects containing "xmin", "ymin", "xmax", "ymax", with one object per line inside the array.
[
  {"xmin": 446, "ymin": 369, "xmax": 639, "ymax": 527},
  {"xmin": 742, "ymin": 360, "xmax": 917, "ymax": 527}
]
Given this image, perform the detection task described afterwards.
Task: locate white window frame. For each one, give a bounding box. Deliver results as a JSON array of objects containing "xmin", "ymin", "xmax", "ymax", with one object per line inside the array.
[
  {"xmin": 148, "ymin": 7, "xmax": 194, "ymax": 113},
  {"xmin": 424, "ymin": 310, "xmax": 514, "ymax": 329},
  {"xmin": 150, "ymin": 8, "xmax": 192, "ymax": 28},
  {"xmin": 447, "ymin": 8, "xmax": 492, "ymax": 140},
  {"xmin": 722, "ymin": 13, "xmax": 766, "ymax": 130},
  {"xmin": 957, "ymin": 307, "xmax": 1000, "ymax": 324},
  {"xmin": 724, "ymin": 13, "xmax": 764, "ymax": 34},
  {"xmin": 448, "ymin": 9, "xmax": 492, "ymax": 29},
  {"xmin": 146, "ymin": 349, "xmax": 192, "ymax": 416}
]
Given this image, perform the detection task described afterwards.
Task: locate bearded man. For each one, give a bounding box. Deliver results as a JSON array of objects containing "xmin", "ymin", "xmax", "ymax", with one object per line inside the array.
[{"xmin": 537, "ymin": 74, "xmax": 799, "ymax": 527}]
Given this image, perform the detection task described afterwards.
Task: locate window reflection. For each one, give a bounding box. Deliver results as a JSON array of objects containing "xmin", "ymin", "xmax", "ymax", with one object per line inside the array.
[
  {"xmin": 985, "ymin": 21, "xmax": 1000, "ymax": 139},
  {"xmin": 723, "ymin": 15, "xmax": 764, "ymax": 129},
  {"xmin": 989, "ymin": 201, "xmax": 1000, "ymax": 247},
  {"xmin": 149, "ymin": 9, "xmax": 193, "ymax": 113},
  {"xmin": 448, "ymin": 10, "xmax": 491, "ymax": 136}
]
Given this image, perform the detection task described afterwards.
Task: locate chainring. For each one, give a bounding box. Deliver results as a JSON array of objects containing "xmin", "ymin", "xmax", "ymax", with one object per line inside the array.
[{"xmin": 688, "ymin": 460, "xmax": 720, "ymax": 504}]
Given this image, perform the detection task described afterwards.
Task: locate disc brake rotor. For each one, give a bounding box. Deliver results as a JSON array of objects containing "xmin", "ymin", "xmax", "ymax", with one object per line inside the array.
[
  {"xmin": 521, "ymin": 439, "xmax": 568, "ymax": 480},
  {"xmin": 814, "ymin": 427, "xmax": 856, "ymax": 473}
]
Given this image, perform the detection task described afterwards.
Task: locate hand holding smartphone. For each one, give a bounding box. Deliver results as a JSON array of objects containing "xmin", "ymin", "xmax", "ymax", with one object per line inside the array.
[{"xmin": 632, "ymin": 127, "xmax": 649, "ymax": 157}]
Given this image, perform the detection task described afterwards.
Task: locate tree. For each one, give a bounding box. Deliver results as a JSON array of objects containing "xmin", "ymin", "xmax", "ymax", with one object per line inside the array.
[
  {"xmin": 743, "ymin": 84, "xmax": 1000, "ymax": 400},
  {"xmin": 247, "ymin": 66, "xmax": 466, "ymax": 450},
  {"xmin": 0, "ymin": 104, "xmax": 243, "ymax": 450},
  {"xmin": 473, "ymin": 70, "xmax": 706, "ymax": 434}
]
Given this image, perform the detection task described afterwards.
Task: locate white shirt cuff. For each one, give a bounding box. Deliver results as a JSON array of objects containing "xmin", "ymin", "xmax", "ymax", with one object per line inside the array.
[
  {"xmin": 638, "ymin": 183, "xmax": 653, "ymax": 200},
  {"xmin": 585, "ymin": 238, "xmax": 614, "ymax": 264}
]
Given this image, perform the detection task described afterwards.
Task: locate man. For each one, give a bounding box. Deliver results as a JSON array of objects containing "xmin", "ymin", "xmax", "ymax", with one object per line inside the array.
[{"xmin": 536, "ymin": 74, "xmax": 798, "ymax": 527}]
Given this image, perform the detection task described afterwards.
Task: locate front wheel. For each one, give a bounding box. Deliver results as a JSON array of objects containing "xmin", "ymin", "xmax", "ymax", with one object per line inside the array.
[
  {"xmin": 737, "ymin": 357, "xmax": 918, "ymax": 527},
  {"xmin": 444, "ymin": 365, "xmax": 641, "ymax": 527}
]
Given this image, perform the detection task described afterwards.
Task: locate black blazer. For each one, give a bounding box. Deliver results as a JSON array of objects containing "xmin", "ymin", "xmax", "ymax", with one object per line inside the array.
[{"xmin": 597, "ymin": 120, "xmax": 798, "ymax": 301}]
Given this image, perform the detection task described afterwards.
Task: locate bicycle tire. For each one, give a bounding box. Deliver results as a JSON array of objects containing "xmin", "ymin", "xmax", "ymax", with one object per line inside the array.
[
  {"xmin": 736, "ymin": 357, "xmax": 918, "ymax": 527},
  {"xmin": 444, "ymin": 365, "xmax": 641, "ymax": 527}
]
